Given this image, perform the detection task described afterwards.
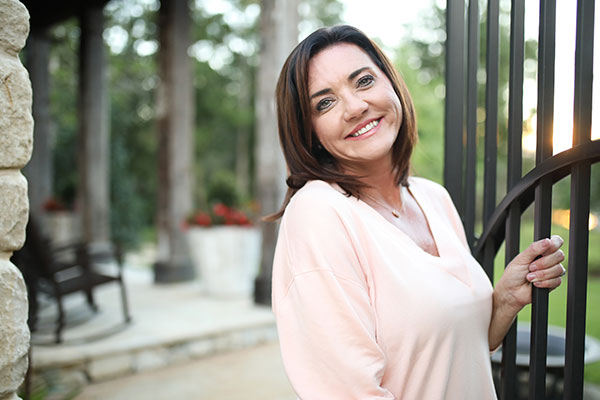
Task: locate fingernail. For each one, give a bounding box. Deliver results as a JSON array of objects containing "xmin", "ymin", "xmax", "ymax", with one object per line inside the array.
[
  {"xmin": 527, "ymin": 272, "xmax": 537, "ymax": 282},
  {"xmin": 529, "ymin": 264, "xmax": 538, "ymax": 271}
]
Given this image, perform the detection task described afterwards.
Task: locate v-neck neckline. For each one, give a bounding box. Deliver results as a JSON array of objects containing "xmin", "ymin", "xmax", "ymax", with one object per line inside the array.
[{"xmin": 332, "ymin": 178, "xmax": 473, "ymax": 286}]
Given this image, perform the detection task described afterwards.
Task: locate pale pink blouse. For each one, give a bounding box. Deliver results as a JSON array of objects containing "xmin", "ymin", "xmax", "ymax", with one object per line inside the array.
[{"xmin": 271, "ymin": 177, "xmax": 498, "ymax": 399}]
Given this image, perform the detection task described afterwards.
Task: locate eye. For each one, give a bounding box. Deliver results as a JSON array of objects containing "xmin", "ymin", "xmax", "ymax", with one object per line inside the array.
[
  {"xmin": 316, "ymin": 98, "xmax": 334, "ymax": 112},
  {"xmin": 357, "ymin": 74, "xmax": 375, "ymax": 88}
]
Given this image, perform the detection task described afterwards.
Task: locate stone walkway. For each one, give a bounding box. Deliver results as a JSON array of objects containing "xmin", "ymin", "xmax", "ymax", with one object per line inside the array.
[{"xmin": 74, "ymin": 343, "xmax": 294, "ymax": 400}]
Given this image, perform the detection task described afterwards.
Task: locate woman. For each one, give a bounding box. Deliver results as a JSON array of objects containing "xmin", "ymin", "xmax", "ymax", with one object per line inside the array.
[{"xmin": 269, "ymin": 25, "xmax": 565, "ymax": 399}]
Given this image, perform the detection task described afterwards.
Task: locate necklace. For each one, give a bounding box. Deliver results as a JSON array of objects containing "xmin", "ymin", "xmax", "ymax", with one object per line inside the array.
[{"xmin": 362, "ymin": 193, "xmax": 403, "ymax": 218}]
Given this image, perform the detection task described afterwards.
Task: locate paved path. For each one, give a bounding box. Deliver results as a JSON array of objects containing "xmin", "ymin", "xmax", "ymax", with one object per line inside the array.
[{"xmin": 75, "ymin": 343, "xmax": 295, "ymax": 400}]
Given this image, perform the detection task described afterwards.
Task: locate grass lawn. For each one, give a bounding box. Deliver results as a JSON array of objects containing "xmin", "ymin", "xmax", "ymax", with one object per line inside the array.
[{"xmin": 492, "ymin": 219, "xmax": 600, "ymax": 382}]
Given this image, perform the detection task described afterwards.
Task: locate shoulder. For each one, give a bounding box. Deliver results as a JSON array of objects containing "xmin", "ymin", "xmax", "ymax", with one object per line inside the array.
[
  {"xmin": 275, "ymin": 180, "xmax": 363, "ymax": 272},
  {"xmin": 408, "ymin": 176, "xmax": 461, "ymax": 220},
  {"xmin": 409, "ymin": 176, "xmax": 453, "ymax": 204},
  {"xmin": 273, "ymin": 181, "xmax": 367, "ymax": 301},
  {"xmin": 408, "ymin": 176, "xmax": 446, "ymax": 195},
  {"xmin": 283, "ymin": 180, "xmax": 354, "ymax": 228},
  {"xmin": 290, "ymin": 180, "xmax": 350, "ymax": 207}
]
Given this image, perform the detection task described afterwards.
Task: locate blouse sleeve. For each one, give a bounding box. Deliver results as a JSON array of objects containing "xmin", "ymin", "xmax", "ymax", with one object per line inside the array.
[{"xmin": 272, "ymin": 188, "xmax": 394, "ymax": 400}]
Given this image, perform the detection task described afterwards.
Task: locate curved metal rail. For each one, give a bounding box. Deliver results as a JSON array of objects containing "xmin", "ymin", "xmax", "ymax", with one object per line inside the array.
[{"xmin": 473, "ymin": 139, "xmax": 600, "ymax": 262}]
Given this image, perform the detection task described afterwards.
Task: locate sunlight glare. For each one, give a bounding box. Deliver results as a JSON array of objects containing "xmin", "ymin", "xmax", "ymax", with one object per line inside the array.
[{"xmin": 553, "ymin": 209, "xmax": 599, "ymax": 231}]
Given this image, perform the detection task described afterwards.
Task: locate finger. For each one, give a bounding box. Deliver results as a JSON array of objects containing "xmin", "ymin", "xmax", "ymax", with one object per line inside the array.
[
  {"xmin": 527, "ymin": 263, "xmax": 566, "ymax": 283},
  {"xmin": 533, "ymin": 276, "xmax": 563, "ymax": 289},
  {"xmin": 512, "ymin": 238, "xmax": 554, "ymax": 265},
  {"xmin": 543, "ymin": 235, "xmax": 565, "ymax": 256},
  {"xmin": 529, "ymin": 249, "xmax": 565, "ymax": 272}
]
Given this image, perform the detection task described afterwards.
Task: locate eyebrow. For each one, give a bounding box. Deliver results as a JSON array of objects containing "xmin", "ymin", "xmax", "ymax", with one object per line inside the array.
[{"xmin": 309, "ymin": 66, "xmax": 371, "ymax": 100}]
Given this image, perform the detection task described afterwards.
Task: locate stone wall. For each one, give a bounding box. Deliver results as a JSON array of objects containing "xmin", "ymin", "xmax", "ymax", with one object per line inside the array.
[{"xmin": 0, "ymin": 0, "xmax": 33, "ymax": 399}]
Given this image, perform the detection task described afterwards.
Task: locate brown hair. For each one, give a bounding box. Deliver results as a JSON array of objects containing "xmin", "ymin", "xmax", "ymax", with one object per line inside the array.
[{"xmin": 266, "ymin": 25, "xmax": 418, "ymax": 221}]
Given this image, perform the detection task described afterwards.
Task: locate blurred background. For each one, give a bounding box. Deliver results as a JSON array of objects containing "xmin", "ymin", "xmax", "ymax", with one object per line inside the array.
[{"xmin": 14, "ymin": 0, "xmax": 600, "ymax": 398}]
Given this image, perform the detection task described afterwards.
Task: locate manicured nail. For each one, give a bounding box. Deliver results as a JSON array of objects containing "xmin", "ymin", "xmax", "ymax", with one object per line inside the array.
[
  {"xmin": 529, "ymin": 264, "xmax": 538, "ymax": 271},
  {"xmin": 527, "ymin": 272, "xmax": 537, "ymax": 282}
]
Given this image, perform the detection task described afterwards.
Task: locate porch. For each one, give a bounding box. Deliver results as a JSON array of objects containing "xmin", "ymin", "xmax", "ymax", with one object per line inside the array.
[{"xmin": 25, "ymin": 244, "xmax": 294, "ymax": 399}]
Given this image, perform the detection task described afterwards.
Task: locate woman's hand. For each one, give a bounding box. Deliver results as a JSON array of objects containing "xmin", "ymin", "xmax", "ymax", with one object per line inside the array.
[
  {"xmin": 496, "ymin": 235, "xmax": 565, "ymax": 314},
  {"xmin": 488, "ymin": 235, "xmax": 565, "ymax": 350}
]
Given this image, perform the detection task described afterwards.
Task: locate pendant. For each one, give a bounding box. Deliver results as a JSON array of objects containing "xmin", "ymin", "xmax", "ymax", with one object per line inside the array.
[{"xmin": 391, "ymin": 209, "xmax": 400, "ymax": 218}]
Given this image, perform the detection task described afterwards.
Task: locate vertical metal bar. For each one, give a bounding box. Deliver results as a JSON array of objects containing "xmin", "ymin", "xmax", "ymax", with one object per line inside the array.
[
  {"xmin": 465, "ymin": 0, "xmax": 479, "ymax": 248},
  {"xmin": 530, "ymin": 1, "xmax": 556, "ymax": 398},
  {"xmin": 444, "ymin": 0, "xmax": 466, "ymax": 216},
  {"xmin": 481, "ymin": 239, "xmax": 495, "ymax": 282},
  {"xmin": 501, "ymin": 3, "xmax": 525, "ymax": 396},
  {"xmin": 507, "ymin": 0, "xmax": 524, "ymax": 191},
  {"xmin": 502, "ymin": 204, "xmax": 521, "ymax": 400},
  {"xmin": 564, "ymin": 0, "xmax": 595, "ymax": 398},
  {"xmin": 483, "ymin": 0, "xmax": 499, "ymax": 225},
  {"xmin": 564, "ymin": 168, "xmax": 591, "ymax": 398}
]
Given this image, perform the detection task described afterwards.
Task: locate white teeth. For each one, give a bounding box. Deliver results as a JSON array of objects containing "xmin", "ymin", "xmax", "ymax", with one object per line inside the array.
[{"xmin": 350, "ymin": 119, "xmax": 379, "ymax": 137}]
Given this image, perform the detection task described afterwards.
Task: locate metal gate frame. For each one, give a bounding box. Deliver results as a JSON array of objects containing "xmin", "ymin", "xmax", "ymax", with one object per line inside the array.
[{"xmin": 444, "ymin": 0, "xmax": 598, "ymax": 398}]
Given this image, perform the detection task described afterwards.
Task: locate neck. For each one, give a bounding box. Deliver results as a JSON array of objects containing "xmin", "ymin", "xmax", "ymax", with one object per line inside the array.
[{"xmin": 359, "ymin": 168, "xmax": 402, "ymax": 207}]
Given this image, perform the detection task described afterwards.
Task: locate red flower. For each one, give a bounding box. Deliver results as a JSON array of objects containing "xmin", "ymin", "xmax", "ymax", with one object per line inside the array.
[
  {"xmin": 213, "ymin": 203, "xmax": 228, "ymax": 217},
  {"xmin": 43, "ymin": 197, "xmax": 67, "ymax": 212},
  {"xmin": 193, "ymin": 213, "xmax": 212, "ymax": 226},
  {"xmin": 187, "ymin": 203, "xmax": 255, "ymax": 227}
]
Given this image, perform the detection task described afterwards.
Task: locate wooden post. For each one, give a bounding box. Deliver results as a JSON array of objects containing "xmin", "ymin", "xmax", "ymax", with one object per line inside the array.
[
  {"xmin": 78, "ymin": 3, "xmax": 110, "ymax": 245},
  {"xmin": 154, "ymin": 0, "xmax": 195, "ymax": 283},
  {"xmin": 254, "ymin": 0, "xmax": 298, "ymax": 305}
]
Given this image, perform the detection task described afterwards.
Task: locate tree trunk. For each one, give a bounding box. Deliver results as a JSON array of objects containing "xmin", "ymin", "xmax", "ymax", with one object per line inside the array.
[{"xmin": 254, "ymin": 0, "xmax": 298, "ymax": 305}]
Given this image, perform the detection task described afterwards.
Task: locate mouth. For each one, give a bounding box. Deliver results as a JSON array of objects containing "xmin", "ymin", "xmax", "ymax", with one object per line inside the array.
[{"xmin": 346, "ymin": 118, "xmax": 382, "ymax": 139}]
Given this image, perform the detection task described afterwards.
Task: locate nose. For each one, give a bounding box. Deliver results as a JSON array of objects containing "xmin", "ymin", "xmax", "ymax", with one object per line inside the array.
[{"xmin": 343, "ymin": 93, "xmax": 368, "ymax": 121}]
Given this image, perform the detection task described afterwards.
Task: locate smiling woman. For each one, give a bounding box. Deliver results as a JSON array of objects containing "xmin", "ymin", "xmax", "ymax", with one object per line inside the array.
[
  {"xmin": 267, "ymin": 25, "xmax": 567, "ymax": 400},
  {"xmin": 307, "ymin": 44, "xmax": 403, "ymax": 174}
]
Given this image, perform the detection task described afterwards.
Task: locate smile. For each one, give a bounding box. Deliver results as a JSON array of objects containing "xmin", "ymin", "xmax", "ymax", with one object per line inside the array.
[{"xmin": 347, "ymin": 118, "xmax": 380, "ymax": 138}]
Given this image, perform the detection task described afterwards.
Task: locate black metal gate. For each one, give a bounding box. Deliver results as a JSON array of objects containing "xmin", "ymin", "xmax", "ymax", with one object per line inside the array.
[{"xmin": 444, "ymin": 0, "xmax": 599, "ymax": 398}]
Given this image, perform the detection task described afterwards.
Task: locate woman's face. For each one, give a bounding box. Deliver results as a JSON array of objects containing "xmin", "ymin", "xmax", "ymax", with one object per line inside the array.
[{"xmin": 307, "ymin": 43, "xmax": 403, "ymax": 174}]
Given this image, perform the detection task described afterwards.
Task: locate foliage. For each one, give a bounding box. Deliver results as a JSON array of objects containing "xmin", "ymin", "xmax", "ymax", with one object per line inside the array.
[
  {"xmin": 493, "ymin": 219, "xmax": 600, "ymax": 383},
  {"xmin": 206, "ymin": 170, "xmax": 242, "ymax": 207},
  {"xmin": 41, "ymin": 0, "xmax": 344, "ymax": 248},
  {"xmin": 394, "ymin": 44, "xmax": 445, "ymax": 184}
]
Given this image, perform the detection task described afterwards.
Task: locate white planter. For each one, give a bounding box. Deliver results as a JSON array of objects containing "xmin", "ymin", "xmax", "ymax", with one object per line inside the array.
[
  {"xmin": 42, "ymin": 211, "xmax": 81, "ymax": 245},
  {"xmin": 186, "ymin": 226, "xmax": 262, "ymax": 298}
]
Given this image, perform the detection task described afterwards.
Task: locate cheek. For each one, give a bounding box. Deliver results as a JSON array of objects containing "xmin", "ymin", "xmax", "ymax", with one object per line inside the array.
[
  {"xmin": 311, "ymin": 117, "xmax": 324, "ymax": 144},
  {"xmin": 312, "ymin": 114, "xmax": 336, "ymax": 144}
]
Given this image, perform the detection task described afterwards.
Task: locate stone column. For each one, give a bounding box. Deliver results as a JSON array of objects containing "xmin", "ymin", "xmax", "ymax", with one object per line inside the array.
[
  {"xmin": 78, "ymin": 4, "xmax": 110, "ymax": 245},
  {"xmin": 0, "ymin": 0, "xmax": 33, "ymax": 399},
  {"xmin": 253, "ymin": 0, "xmax": 298, "ymax": 305},
  {"xmin": 23, "ymin": 26, "xmax": 51, "ymax": 219},
  {"xmin": 154, "ymin": 0, "xmax": 195, "ymax": 283}
]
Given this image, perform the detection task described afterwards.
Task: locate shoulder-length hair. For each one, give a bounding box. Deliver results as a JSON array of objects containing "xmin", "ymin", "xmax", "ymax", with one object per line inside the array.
[{"xmin": 266, "ymin": 25, "xmax": 418, "ymax": 221}]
